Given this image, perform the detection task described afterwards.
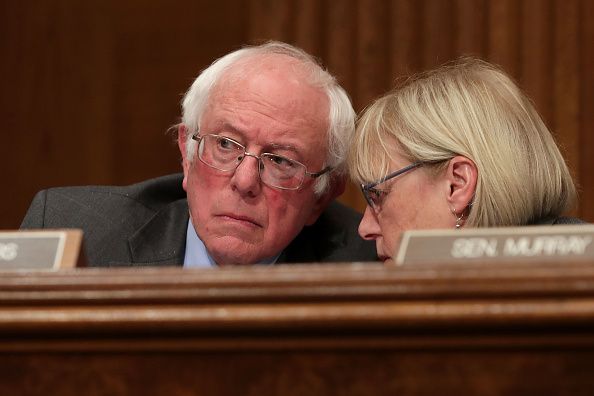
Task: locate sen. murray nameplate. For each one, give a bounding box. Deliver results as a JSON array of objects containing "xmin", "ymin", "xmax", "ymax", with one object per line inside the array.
[{"xmin": 395, "ymin": 225, "xmax": 594, "ymax": 266}]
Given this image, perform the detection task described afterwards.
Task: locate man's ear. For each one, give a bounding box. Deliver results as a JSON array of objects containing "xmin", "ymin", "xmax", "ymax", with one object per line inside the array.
[
  {"xmin": 446, "ymin": 155, "xmax": 477, "ymax": 214},
  {"xmin": 177, "ymin": 124, "xmax": 190, "ymax": 192},
  {"xmin": 305, "ymin": 174, "xmax": 347, "ymax": 226}
]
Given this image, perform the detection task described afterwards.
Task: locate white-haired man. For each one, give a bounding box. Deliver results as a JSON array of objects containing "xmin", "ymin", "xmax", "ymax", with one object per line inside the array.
[{"xmin": 21, "ymin": 42, "xmax": 376, "ymax": 266}]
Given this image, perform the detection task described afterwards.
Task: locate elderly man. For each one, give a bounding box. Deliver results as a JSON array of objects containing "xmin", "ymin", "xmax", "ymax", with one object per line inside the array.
[{"xmin": 20, "ymin": 41, "xmax": 376, "ymax": 266}]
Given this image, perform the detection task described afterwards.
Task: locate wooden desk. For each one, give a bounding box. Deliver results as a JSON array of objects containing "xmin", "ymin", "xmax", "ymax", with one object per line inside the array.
[{"xmin": 2, "ymin": 262, "xmax": 594, "ymax": 395}]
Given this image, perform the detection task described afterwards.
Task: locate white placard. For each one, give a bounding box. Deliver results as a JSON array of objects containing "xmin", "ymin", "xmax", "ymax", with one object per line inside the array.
[{"xmin": 396, "ymin": 225, "xmax": 594, "ymax": 266}]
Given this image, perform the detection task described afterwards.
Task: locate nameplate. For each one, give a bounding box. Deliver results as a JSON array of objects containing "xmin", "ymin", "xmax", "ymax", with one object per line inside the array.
[
  {"xmin": 395, "ymin": 225, "xmax": 594, "ymax": 266},
  {"xmin": 0, "ymin": 229, "xmax": 84, "ymax": 270}
]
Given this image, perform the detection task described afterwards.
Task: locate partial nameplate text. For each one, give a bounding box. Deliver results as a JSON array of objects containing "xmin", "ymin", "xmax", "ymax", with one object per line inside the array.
[
  {"xmin": 0, "ymin": 229, "xmax": 83, "ymax": 270},
  {"xmin": 396, "ymin": 225, "xmax": 594, "ymax": 266}
]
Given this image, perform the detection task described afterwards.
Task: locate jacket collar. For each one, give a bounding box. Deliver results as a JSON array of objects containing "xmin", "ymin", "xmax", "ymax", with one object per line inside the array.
[{"xmin": 128, "ymin": 199, "xmax": 188, "ymax": 266}]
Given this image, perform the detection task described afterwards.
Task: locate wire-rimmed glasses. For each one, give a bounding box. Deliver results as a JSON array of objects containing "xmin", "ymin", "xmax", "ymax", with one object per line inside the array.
[
  {"xmin": 360, "ymin": 162, "xmax": 423, "ymax": 212},
  {"xmin": 192, "ymin": 133, "xmax": 332, "ymax": 190}
]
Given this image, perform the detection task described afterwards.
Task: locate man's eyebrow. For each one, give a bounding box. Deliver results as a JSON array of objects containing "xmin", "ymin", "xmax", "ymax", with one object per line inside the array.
[
  {"xmin": 218, "ymin": 123, "xmax": 301, "ymax": 153},
  {"xmin": 270, "ymin": 143, "xmax": 298, "ymax": 152},
  {"xmin": 219, "ymin": 122, "xmax": 244, "ymax": 135}
]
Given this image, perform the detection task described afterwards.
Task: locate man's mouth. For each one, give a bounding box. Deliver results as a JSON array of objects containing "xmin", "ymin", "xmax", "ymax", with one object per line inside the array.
[{"xmin": 218, "ymin": 213, "xmax": 263, "ymax": 228}]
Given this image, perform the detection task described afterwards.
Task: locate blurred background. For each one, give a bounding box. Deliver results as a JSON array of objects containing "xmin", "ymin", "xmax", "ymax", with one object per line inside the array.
[{"xmin": 2, "ymin": 0, "xmax": 593, "ymax": 229}]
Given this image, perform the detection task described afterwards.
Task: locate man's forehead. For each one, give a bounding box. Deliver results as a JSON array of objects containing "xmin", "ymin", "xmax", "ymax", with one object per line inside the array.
[
  {"xmin": 200, "ymin": 54, "xmax": 329, "ymax": 158},
  {"xmin": 205, "ymin": 60, "xmax": 329, "ymax": 130},
  {"xmin": 216, "ymin": 54, "xmax": 323, "ymax": 98},
  {"xmin": 226, "ymin": 53, "xmax": 308, "ymax": 77}
]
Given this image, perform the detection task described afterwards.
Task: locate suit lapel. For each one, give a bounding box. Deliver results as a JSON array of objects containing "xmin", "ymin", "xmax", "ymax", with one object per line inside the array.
[
  {"xmin": 128, "ymin": 199, "xmax": 189, "ymax": 266},
  {"xmin": 278, "ymin": 220, "xmax": 345, "ymax": 263}
]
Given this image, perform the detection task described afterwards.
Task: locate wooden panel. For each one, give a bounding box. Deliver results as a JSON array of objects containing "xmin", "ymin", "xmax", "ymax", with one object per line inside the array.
[
  {"xmin": 422, "ymin": 0, "xmax": 456, "ymax": 68},
  {"xmin": 487, "ymin": 0, "xmax": 521, "ymax": 76},
  {"xmin": 2, "ymin": 351, "xmax": 594, "ymax": 396},
  {"xmin": 390, "ymin": 0, "xmax": 423, "ymax": 85},
  {"xmin": 1, "ymin": 1, "xmax": 117, "ymax": 225},
  {"xmin": 109, "ymin": 1, "xmax": 248, "ymax": 184},
  {"xmin": 553, "ymin": 0, "xmax": 581, "ymax": 213},
  {"xmin": 1, "ymin": 1, "xmax": 247, "ymax": 228},
  {"xmin": 325, "ymin": 0, "xmax": 357, "ymax": 96},
  {"xmin": 3, "ymin": 262, "xmax": 594, "ymax": 394},
  {"xmin": 521, "ymin": 0, "xmax": 553, "ymax": 123},
  {"xmin": 293, "ymin": 0, "xmax": 323, "ymax": 55},
  {"xmin": 455, "ymin": 0, "xmax": 488, "ymax": 55},
  {"xmin": 341, "ymin": 0, "xmax": 393, "ymax": 213},
  {"xmin": 3, "ymin": 0, "xmax": 593, "ymax": 229},
  {"xmin": 247, "ymin": 0, "xmax": 293, "ymax": 42},
  {"xmin": 580, "ymin": 0, "xmax": 594, "ymax": 220},
  {"xmin": 326, "ymin": 0, "xmax": 362, "ymax": 212},
  {"xmin": 355, "ymin": 0, "xmax": 391, "ymax": 111}
]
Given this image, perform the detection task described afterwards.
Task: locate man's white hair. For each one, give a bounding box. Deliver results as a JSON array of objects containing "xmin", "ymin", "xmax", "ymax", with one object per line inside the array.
[{"xmin": 181, "ymin": 41, "xmax": 355, "ymax": 195}]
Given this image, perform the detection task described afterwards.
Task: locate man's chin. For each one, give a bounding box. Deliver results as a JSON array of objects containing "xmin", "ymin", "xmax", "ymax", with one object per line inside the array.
[
  {"xmin": 207, "ymin": 238, "xmax": 266, "ymax": 266},
  {"xmin": 217, "ymin": 260, "xmax": 254, "ymax": 266},
  {"xmin": 210, "ymin": 251, "xmax": 259, "ymax": 266}
]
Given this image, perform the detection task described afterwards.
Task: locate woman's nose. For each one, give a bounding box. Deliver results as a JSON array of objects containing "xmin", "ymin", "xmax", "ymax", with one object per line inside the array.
[{"xmin": 358, "ymin": 206, "xmax": 381, "ymax": 240}]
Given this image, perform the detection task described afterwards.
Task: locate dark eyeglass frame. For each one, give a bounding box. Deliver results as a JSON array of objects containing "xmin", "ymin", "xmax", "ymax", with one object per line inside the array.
[
  {"xmin": 360, "ymin": 162, "xmax": 423, "ymax": 212},
  {"xmin": 191, "ymin": 133, "xmax": 332, "ymax": 190}
]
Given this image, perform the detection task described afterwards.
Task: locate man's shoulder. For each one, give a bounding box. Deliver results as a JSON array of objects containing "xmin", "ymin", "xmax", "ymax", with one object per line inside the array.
[
  {"xmin": 41, "ymin": 173, "xmax": 186, "ymax": 210},
  {"xmin": 21, "ymin": 173, "xmax": 187, "ymax": 233},
  {"xmin": 20, "ymin": 174, "xmax": 188, "ymax": 266}
]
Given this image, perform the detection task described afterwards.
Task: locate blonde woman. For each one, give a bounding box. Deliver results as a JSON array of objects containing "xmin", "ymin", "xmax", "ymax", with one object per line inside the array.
[{"xmin": 348, "ymin": 58, "xmax": 581, "ymax": 262}]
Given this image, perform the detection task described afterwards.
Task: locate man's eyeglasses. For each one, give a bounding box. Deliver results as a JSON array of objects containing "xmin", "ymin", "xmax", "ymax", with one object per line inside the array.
[
  {"xmin": 360, "ymin": 162, "xmax": 423, "ymax": 212},
  {"xmin": 192, "ymin": 133, "xmax": 332, "ymax": 190}
]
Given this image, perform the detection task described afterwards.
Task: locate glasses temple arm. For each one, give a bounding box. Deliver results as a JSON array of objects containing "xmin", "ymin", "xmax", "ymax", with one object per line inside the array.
[{"xmin": 306, "ymin": 166, "xmax": 333, "ymax": 178}]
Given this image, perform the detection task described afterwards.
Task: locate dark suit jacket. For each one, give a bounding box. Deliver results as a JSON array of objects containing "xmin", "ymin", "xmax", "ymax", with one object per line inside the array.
[
  {"xmin": 531, "ymin": 216, "xmax": 586, "ymax": 225},
  {"xmin": 20, "ymin": 174, "xmax": 378, "ymax": 266}
]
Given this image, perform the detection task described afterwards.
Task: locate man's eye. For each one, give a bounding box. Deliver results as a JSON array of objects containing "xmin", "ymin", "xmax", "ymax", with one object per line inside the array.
[
  {"xmin": 217, "ymin": 137, "xmax": 236, "ymax": 150},
  {"xmin": 267, "ymin": 155, "xmax": 295, "ymax": 168}
]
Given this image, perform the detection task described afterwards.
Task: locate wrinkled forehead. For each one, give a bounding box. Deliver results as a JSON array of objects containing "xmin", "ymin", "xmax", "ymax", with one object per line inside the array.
[
  {"xmin": 224, "ymin": 53, "xmax": 316, "ymax": 85},
  {"xmin": 208, "ymin": 59, "xmax": 329, "ymax": 128},
  {"xmin": 202, "ymin": 54, "xmax": 330, "ymax": 159}
]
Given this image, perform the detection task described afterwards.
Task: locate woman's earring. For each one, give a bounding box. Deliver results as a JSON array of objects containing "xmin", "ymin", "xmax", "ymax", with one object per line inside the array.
[{"xmin": 451, "ymin": 208, "xmax": 464, "ymax": 229}]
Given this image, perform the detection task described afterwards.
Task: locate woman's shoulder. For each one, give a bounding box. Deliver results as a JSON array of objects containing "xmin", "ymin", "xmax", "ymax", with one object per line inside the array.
[{"xmin": 531, "ymin": 216, "xmax": 588, "ymax": 225}]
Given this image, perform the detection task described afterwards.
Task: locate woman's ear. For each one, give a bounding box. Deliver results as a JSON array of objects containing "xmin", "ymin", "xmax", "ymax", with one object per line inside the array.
[{"xmin": 445, "ymin": 155, "xmax": 477, "ymax": 213}]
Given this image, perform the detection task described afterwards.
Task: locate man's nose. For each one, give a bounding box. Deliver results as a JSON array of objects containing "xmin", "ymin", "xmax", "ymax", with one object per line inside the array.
[
  {"xmin": 358, "ymin": 206, "xmax": 381, "ymax": 240},
  {"xmin": 230, "ymin": 154, "xmax": 262, "ymax": 197}
]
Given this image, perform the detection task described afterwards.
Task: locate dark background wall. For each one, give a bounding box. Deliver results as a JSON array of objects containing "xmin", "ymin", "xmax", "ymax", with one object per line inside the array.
[{"xmin": 2, "ymin": 0, "xmax": 593, "ymax": 229}]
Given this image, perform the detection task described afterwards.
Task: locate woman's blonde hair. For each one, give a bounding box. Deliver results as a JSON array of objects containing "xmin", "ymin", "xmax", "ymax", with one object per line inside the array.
[{"xmin": 348, "ymin": 58, "xmax": 577, "ymax": 227}]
